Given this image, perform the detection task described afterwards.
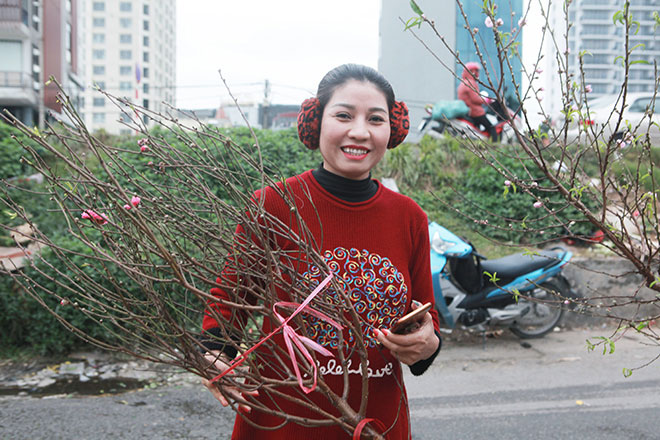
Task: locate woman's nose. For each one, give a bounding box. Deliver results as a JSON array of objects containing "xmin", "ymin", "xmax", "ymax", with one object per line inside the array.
[{"xmin": 348, "ymin": 119, "xmax": 369, "ymax": 140}]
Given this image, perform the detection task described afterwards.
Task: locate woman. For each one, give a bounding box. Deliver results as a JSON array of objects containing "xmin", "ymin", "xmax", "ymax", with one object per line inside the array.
[
  {"xmin": 457, "ymin": 62, "xmax": 497, "ymax": 141},
  {"xmin": 202, "ymin": 64, "xmax": 441, "ymax": 439}
]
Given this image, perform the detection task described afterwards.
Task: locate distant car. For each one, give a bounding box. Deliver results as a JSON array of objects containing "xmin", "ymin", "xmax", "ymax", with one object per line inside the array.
[{"xmin": 558, "ymin": 93, "xmax": 659, "ymax": 146}]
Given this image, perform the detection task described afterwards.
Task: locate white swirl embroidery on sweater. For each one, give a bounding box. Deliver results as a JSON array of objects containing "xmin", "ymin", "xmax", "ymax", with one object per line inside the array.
[{"xmin": 317, "ymin": 359, "xmax": 394, "ymax": 378}]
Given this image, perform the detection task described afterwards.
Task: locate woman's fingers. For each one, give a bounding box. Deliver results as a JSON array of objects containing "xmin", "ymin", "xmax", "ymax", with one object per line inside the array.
[
  {"xmin": 375, "ymin": 310, "xmax": 438, "ymax": 364},
  {"xmin": 201, "ymin": 351, "xmax": 259, "ymax": 411}
]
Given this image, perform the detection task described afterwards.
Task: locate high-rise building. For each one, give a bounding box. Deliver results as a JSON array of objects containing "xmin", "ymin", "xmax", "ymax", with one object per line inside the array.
[
  {"xmin": 79, "ymin": 0, "xmax": 176, "ymax": 134},
  {"xmin": 0, "ymin": 0, "xmax": 82, "ymax": 128},
  {"xmin": 543, "ymin": 0, "xmax": 659, "ymax": 118}
]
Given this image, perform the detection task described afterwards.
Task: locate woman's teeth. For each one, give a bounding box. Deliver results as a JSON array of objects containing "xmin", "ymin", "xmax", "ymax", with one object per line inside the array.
[{"xmin": 342, "ymin": 147, "xmax": 367, "ymax": 155}]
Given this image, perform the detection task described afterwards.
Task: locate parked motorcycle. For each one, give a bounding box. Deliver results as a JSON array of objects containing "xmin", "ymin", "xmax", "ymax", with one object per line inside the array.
[
  {"xmin": 429, "ymin": 221, "xmax": 576, "ymax": 338},
  {"xmin": 418, "ymin": 98, "xmax": 521, "ymax": 143}
]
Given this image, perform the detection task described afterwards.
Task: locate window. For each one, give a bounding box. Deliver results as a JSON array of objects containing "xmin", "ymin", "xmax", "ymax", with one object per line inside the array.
[
  {"xmin": 120, "ymin": 65, "xmax": 131, "ymax": 75},
  {"xmin": 93, "ymin": 33, "xmax": 105, "ymax": 43},
  {"xmin": 143, "ymin": 83, "xmax": 149, "ymax": 94},
  {"xmin": 629, "ymin": 98, "xmax": 652, "ymax": 112},
  {"xmin": 583, "ymin": 54, "xmax": 610, "ymax": 65},
  {"xmin": 143, "ymin": 20, "xmax": 149, "ymax": 31},
  {"xmin": 582, "ymin": 10, "xmax": 609, "ymax": 20},
  {"xmin": 93, "ymin": 65, "xmax": 106, "ymax": 75},
  {"xmin": 120, "ymin": 81, "xmax": 132, "ymax": 90},
  {"xmin": 31, "ymin": 3, "xmax": 39, "ymax": 31},
  {"xmin": 93, "ymin": 18, "xmax": 105, "ymax": 27},
  {"xmin": 119, "ymin": 2, "xmax": 131, "ymax": 11},
  {"xmin": 92, "ymin": 49, "xmax": 105, "ymax": 60},
  {"xmin": 582, "ymin": 39, "xmax": 609, "ymax": 50},
  {"xmin": 143, "ymin": 36, "xmax": 149, "ymax": 47},
  {"xmin": 120, "ymin": 18, "xmax": 132, "ymax": 28},
  {"xmin": 120, "ymin": 34, "xmax": 132, "ymax": 43},
  {"xmin": 93, "ymin": 97, "xmax": 105, "ymax": 107},
  {"xmin": 143, "ymin": 4, "xmax": 149, "ymax": 15},
  {"xmin": 95, "ymin": 81, "xmax": 106, "ymax": 89},
  {"xmin": 0, "ymin": 40, "xmax": 23, "ymax": 72},
  {"xmin": 581, "ymin": 25, "xmax": 609, "ymax": 35},
  {"xmin": 93, "ymin": 113, "xmax": 105, "ymax": 123},
  {"xmin": 143, "ymin": 67, "xmax": 149, "ymax": 78},
  {"xmin": 143, "ymin": 52, "xmax": 149, "ymax": 63},
  {"xmin": 143, "ymin": 99, "xmax": 149, "ymax": 110},
  {"xmin": 93, "ymin": 1, "xmax": 104, "ymax": 11},
  {"xmin": 120, "ymin": 50, "xmax": 132, "ymax": 60}
]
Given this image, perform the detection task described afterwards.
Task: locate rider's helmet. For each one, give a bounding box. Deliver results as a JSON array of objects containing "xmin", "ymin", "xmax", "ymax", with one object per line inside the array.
[{"xmin": 464, "ymin": 62, "xmax": 480, "ymax": 73}]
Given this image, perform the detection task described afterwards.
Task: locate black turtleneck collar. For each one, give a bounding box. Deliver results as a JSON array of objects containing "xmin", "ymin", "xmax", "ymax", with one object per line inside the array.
[{"xmin": 311, "ymin": 164, "xmax": 379, "ymax": 203}]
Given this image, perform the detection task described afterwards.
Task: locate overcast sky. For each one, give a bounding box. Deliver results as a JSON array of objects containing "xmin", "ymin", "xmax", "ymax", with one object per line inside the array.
[{"xmin": 175, "ymin": 0, "xmax": 381, "ymax": 110}]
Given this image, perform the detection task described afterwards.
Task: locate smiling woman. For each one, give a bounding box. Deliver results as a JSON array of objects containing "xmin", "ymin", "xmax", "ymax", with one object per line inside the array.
[{"xmin": 200, "ymin": 64, "xmax": 441, "ymax": 439}]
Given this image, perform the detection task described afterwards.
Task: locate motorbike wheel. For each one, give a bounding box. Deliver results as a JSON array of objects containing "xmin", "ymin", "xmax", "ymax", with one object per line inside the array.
[{"xmin": 509, "ymin": 279, "xmax": 565, "ymax": 339}]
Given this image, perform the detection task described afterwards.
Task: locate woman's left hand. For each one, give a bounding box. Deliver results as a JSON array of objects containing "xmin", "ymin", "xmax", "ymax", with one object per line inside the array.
[{"xmin": 375, "ymin": 303, "xmax": 440, "ymax": 365}]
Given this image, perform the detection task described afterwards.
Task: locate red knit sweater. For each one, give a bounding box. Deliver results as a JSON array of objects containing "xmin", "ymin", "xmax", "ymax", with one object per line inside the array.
[{"xmin": 203, "ymin": 169, "xmax": 439, "ymax": 440}]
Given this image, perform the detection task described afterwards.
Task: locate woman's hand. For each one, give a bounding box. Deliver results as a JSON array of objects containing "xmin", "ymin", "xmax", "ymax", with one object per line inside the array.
[
  {"xmin": 375, "ymin": 302, "xmax": 440, "ymax": 365},
  {"xmin": 201, "ymin": 350, "xmax": 258, "ymax": 413}
]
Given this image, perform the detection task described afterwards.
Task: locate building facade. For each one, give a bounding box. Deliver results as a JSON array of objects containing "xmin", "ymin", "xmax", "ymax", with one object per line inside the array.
[
  {"xmin": 543, "ymin": 0, "xmax": 659, "ymax": 119},
  {"xmin": 80, "ymin": 0, "xmax": 176, "ymax": 134},
  {"xmin": 0, "ymin": 0, "xmax": 82, "ymax": 128}
]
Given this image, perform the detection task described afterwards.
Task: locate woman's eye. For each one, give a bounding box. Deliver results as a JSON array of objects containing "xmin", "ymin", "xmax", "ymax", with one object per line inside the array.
[
  {"xmin": 335, "ymin": 112, "xmax": 351, "ymax": 120},
  {"xmin": 370, "ymin": 115, "xmax": 386, "ymax": 123}
]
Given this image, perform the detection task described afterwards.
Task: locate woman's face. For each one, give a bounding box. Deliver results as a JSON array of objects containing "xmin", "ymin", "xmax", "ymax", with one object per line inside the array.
[{"xmin": 319, "ymin": 80, "xmax": 391, "ymax": 180}]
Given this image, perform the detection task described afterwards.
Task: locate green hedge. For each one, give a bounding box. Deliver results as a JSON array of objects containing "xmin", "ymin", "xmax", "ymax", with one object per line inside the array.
[{"xmin": 1, "ymin": 127, "xmax": 607, "ymax": 354}]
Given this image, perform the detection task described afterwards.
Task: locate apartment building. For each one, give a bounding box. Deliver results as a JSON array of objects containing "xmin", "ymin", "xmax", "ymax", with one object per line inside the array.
[
  {"xmin": 80, "ymin": 0, "xmax": 176, "ymax": 134},
  {"xmin": 543, "ymin": 0, "xmax": 659, "ymax": 118},
  {"xmin": 0, "ymin": 0, "xmax": 82, "ymax": 128}
]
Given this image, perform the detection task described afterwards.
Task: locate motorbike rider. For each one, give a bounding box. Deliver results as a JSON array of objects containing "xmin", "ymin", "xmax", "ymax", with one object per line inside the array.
[{"xmin": 457, "ymin": 62, "xmax": 498, "ymax": 142}]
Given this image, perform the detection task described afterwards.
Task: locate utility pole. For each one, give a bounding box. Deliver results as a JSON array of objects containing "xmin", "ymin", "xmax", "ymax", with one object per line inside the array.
[{"xmin": 261, "ymin": 79, "xmax": 271, "ymax": 128}]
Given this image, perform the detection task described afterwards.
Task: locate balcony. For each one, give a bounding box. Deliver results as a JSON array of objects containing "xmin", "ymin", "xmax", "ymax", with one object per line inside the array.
[{"xmin": 0, "ymin": 71, "xmax": 38, "ymax": 106}]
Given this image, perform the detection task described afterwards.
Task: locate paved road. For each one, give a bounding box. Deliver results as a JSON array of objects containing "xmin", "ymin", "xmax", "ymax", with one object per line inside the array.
[{"xmin": 1, "ymin": 328, "xmax": 659, "ymax": 439}]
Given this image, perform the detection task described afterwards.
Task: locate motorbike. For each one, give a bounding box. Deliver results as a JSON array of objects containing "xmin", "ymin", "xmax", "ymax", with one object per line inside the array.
[
  {"xmin": 418, "ymin": 98, "xmax": 522, "ymax": 144},
  {"xmin": 429, "ymin": 221, "xmax": 576, "ymax": 338}
]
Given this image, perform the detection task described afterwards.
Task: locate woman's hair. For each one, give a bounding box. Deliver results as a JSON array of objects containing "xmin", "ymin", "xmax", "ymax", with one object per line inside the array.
[{"xmin": 316, "ymin": 64, "xmax": 395, "ymax": 113}]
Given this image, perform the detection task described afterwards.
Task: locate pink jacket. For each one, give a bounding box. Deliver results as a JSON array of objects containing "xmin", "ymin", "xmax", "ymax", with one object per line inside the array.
[{"xmin": 457, "ymin": 70, "xmax": 486, "ymax": 117}]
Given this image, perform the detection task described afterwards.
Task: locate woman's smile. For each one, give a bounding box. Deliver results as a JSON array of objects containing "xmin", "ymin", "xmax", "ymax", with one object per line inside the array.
[{"xmin": 341, "ymin": 145, "xmax": 370, "ymax": 159}]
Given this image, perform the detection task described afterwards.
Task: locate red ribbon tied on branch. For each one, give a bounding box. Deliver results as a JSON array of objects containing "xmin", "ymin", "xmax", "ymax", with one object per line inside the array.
[{"xmin": 211, "ymin": 273, "xmax": 341, "ymax": 394}]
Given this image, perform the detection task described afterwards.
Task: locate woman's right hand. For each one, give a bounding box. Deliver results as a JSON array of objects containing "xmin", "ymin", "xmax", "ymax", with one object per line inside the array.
[{"xmin": 201, "ymin": 350, "xmax": 259, "ymax": 413}]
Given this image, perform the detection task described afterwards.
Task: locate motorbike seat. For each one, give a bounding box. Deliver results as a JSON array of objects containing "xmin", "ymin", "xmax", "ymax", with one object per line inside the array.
[{"xmin": 480, "ymin": 249, "xmax": 565, "ymax": 280}]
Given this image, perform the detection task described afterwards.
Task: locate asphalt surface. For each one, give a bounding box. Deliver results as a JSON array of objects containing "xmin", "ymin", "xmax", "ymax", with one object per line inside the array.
[{"xmin": 1, "ymin": 327, "xmax": 659, "ymax": 439}]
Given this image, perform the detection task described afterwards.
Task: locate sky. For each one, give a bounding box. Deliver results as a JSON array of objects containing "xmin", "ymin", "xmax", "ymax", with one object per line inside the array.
[{"xmin": 175, "ymin": 0, "xmax": 381, "ymax": 110}]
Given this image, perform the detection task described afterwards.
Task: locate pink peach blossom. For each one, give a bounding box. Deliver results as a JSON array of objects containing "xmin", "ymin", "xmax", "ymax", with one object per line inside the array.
[
  {"xmin": 485, "ymin": 16, "xmax": 494, "ymax": 28},
  {"xmin": 131, "ymin": 196, "xmax": 141, "ymax": 208},
  {"xmin": 495, "ymin": 18, "xmax": 504, "ymax": 27},
  {"xmin": 81, "ymin": 209, "xmax": 108, "ymax": 225},
  {"xmin": 533, "ymin": 201, "xmax": 543, "ymax": 208}
]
